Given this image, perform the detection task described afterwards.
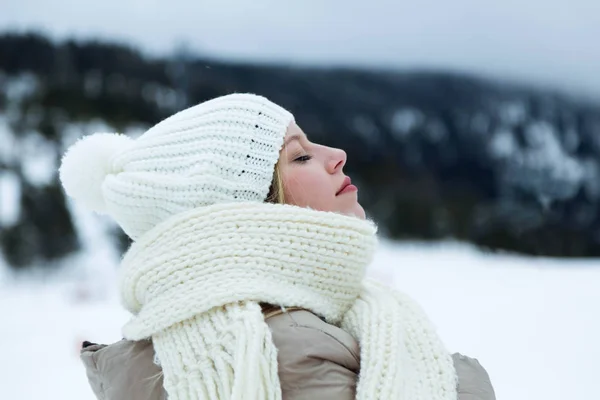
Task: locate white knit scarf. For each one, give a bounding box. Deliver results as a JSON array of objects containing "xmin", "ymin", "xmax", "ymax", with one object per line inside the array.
[{"xmin": 118, "ymin": 202, "xmax": 457, "ymax": 400}]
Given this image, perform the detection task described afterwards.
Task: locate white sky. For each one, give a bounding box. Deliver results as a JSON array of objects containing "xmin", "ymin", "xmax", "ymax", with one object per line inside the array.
[{"xmin": 2, "ymin": 0, "xmax": 600, "ymax": 97}]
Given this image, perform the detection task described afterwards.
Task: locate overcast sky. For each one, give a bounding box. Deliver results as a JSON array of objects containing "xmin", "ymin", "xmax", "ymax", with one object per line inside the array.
[{"xmin": 2, "ymin": 0, "xmax": 600, "ymax": 98}]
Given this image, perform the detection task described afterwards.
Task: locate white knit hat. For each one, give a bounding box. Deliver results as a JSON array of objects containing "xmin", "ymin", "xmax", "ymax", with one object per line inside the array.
[{"xmin": 59, "ymin": 93, "xmax": 295, "ymax": 240}]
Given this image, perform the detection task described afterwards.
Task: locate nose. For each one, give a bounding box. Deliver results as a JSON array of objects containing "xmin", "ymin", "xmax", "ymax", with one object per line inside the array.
[{"xmin": 327, "ymin": 147, "xmax": 347, "ymax": 174}]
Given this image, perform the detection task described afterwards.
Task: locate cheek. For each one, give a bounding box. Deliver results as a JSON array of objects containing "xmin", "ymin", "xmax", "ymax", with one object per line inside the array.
[{"xmin": 282, "ymin": 168, "xmax": 332, "ymax": 207}]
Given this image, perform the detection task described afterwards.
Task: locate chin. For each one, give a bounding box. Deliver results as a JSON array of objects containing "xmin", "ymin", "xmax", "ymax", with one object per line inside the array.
[
  {"xmin": 343, "ymin": 204, "xmax": 366, "ymax": 220},
  {"xmin": 354, "ymin": 209, "xmax": 366, "ymax": 220}
]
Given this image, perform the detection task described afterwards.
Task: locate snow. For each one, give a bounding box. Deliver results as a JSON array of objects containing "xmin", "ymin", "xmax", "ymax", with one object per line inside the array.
[
  {"xmin": 141, "ymin": 83, "xmax": 180, "ymax": 111},
  {"xmin": 496, "ymin": 121, "xmax": 595, "ymax": 203},
  {"xmin": 20, "ymin": 131, "xmax": 57, "ymax": 187},
  {"xmin": 390, "ymin": 108, "xmax": 424, "ymax": 139},
  {"xmin": 3, "ymin": 73, "xmax": 39, "ymax": 103},
  {"xmin": 0, "ymin": 239, "xmax": 598, "ymax": 400},
  {"xmin": 59, "ymin": 195, "xmax": 122, "ymax": 302},
  {"xmin": 499, "ymin": 101, "xmax": 528, "ymax": 126},
  {"xmin": 0, "ymin": 170, "xmax": 21, "ymax": 227},
  {"xmin": 489, "ymin": 128, "xmax": 517, "ymax": 159},
  {"xmin": 371, "ymin": 241, "xmax": 600, "ymax": 400}
]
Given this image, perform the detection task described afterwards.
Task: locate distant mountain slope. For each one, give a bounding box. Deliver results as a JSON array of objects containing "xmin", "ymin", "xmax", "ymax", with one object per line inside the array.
[{"xmin": 1, "ymin": 32, "xmax": 599, "ymax": 269}]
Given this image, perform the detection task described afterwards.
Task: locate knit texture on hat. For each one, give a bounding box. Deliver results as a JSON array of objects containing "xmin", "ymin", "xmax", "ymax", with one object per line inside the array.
[
  {"xmin": 59, "ymin": 93, "xmax": 294, "ymax": 240},
  {"xmin": 120, "ymin": 202, "xmax": 458, "ymax": 400}
]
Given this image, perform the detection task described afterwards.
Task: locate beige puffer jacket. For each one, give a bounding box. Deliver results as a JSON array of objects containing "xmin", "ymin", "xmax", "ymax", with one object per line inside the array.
[{"xmin": 81, "ymin": 308, "xmax": 496, "ymax": 400}]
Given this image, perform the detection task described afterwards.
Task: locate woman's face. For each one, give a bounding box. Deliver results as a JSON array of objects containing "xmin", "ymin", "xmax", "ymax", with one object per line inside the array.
[{"xmin": 277, "ymin": 122, "xmax": 366, "ymax": 219}]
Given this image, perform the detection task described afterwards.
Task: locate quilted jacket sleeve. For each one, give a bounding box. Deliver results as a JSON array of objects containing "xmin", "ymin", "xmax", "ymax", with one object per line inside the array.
[{"xmin": 453, "ymin": 353, "xmax": 497, "ymax": 400}]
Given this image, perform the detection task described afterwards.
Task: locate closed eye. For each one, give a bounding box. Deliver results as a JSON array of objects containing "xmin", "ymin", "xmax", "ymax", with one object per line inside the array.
[{"xmin": 294, "ymin": 155, "xmax": 312, "ymax": 163}]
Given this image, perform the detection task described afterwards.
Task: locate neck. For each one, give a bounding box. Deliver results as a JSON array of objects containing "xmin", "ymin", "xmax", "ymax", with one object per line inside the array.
[{"xmin": 119, "ymin": 202, "xmax": 378, "ymax": 340}]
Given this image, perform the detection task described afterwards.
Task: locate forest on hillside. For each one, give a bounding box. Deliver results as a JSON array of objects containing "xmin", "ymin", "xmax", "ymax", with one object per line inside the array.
[{"xmin": 2, "ymin": 32, "xmax": 600, "ymax": 269}]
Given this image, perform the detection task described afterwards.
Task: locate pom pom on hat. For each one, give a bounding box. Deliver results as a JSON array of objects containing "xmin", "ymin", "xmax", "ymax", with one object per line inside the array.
[{"xmin": 59, "ymin": 133, "xmax": 134, "ymax": 213}]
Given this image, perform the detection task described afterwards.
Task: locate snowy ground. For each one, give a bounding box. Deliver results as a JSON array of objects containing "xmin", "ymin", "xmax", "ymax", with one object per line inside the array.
[{"xmin": 1, "ymin": 240, "xmax": 599, "ymax": 400}]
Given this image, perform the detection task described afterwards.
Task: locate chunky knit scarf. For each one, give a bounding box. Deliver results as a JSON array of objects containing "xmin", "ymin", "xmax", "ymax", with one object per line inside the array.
[{"xmin": 119, "ymin": 202, "xmax": 457, "ymax": 400}]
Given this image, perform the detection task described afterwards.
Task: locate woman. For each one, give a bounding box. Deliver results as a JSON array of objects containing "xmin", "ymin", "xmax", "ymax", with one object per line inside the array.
[{"xmin": 60, "ymin": 93, "xmax": 495, "ymax": 400}]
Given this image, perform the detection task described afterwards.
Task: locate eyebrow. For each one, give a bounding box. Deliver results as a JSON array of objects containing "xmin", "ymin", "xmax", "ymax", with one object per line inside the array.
[{"xmin": 283, "ymin": 134, "xmax": 305, "ymax": 147}]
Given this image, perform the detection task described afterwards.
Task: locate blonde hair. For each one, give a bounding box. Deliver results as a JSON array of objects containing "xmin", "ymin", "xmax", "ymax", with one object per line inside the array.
[{"xmin": 265, "ymin": 162, "xmax": 285, "ymax": 204}]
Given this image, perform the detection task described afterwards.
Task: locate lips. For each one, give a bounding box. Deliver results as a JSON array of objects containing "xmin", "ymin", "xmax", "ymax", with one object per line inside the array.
[{"xmin": 336, "ymin": 176, "xmax": 352, "ymax": 195}]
